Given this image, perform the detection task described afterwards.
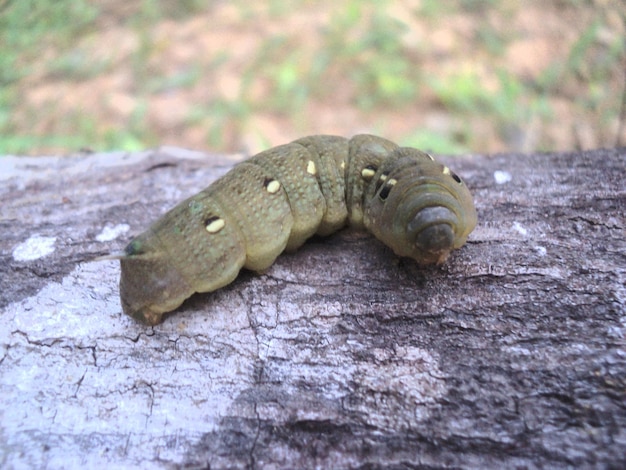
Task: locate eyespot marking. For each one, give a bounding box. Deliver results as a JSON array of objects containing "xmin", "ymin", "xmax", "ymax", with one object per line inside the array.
[
  {"xmin": 264, "ymin": 178, "xmax": 281, "ymax": 194},
  {"xmin": 361, "ymin": 165, "xmax": 377, "ymax": 180},
  {"xmin": 307, "ymin": 160, "xmax": 317, "ymax": 176},
  {"xmin": 451, "ymin": 172, "xmax": 462, "ymax": 184},
  {"xmin": 375, "ymin": 171, "xmax": 389, "ymax": 192},
  {"xmin": 378, "ymin": 178, "xmax": 397, "ymax": 200},
  {"xmin": 205, "ymin": 216, "xmax": 225, "ymax": 233}
]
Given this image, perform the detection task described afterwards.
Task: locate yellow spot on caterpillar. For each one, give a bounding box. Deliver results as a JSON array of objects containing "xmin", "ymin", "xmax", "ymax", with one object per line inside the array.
[
  {"xmin": 205, "ymin": 217, "xmax": 225, "ymax": 233},
  {"xmin": 387, "ymin": 178, "xmax": 397, "ymax": 186},
  {"xmin": 380, "ymin": 174, "xmax": 388, "ymax": 182},
  {"xmin": 265, "ymin": 179, "xmax": 281, "ymax": 194},
  {"xmin": 307, "ymin": 160, "xmax": 317, "ymax": 175},
  {"xmin": 361, "ymin": 167, "xmax": 376, "ymax": 180},
  {"xmin": 443, "ymin": 166, "xmax": 451, "ymax": 176}
]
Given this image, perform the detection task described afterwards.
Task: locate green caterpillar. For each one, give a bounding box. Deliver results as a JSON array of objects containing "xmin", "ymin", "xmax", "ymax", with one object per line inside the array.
[{"xmin": 108, "ymin": 135, "xmax": 477, "ymax": 325}]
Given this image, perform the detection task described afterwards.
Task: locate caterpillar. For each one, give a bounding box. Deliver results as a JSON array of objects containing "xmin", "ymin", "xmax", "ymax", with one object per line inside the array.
[{"xmin": 106, "ymin": 134, "xmax": 477, "ymax": 325}]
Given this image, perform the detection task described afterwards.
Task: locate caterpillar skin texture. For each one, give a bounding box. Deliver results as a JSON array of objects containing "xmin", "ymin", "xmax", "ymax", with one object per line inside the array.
[{"xmin": 116, "ymin": 135, "xmax": 477, "ymax": 325}]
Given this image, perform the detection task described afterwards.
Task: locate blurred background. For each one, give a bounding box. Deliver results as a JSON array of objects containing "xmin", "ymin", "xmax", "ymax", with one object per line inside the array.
[{"xmin": 1, "ymin": 0, "xmax": 624, "ymax": 157}]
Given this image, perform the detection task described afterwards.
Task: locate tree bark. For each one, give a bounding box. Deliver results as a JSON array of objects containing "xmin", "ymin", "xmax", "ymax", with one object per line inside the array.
[{"xmin": 1, "ymin": 145, "xmax": 624, "ymax": 469}]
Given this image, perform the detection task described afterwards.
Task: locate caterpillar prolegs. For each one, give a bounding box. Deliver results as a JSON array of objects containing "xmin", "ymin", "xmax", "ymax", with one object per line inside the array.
[{"xmin": 111, "ymin": 135, "xmax": 477, "ymax": 325}]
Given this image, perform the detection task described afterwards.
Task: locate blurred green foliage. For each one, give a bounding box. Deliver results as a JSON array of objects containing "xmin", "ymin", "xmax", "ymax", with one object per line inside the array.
[{"xmin": 0, "ymin": 0, "xmax": 623, "ymax": 155}]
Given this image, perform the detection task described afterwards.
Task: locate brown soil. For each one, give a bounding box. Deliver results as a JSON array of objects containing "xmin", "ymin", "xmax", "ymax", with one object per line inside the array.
[{"xmin": 12, "ymin": 1, "xmax": 626, "ymax": 156}]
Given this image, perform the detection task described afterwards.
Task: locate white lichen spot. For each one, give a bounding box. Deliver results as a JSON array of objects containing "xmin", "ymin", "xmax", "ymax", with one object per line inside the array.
[
  {"xmin": 494, "ymin": 170, "xmax": 512, "ymax": 184},
  {"xmin": 340, "ymin": 160, "xmax": 346, "ymax": 170},
  {"xmin": 265, "ymin": 179, "xmax": 281, "ymax": 194},
  {"xmin": 306, "ymin": 160, "xmax": 317, "ymax": 176},
  {"xmin": 513, "ymin": 221, "xmax": 528, "ymax": 236},
  {"xmin": 534, "ymin": 246, "xmax": 547, "ymax": 256},
  {"xmin": 13, "ymin": 235, "xmax": 57, "ymax": 261},
  {"xmin": 205, "ymin": 218, "xmax": 225, "ymax": 233},
  {"xmin": 96, "ymin": 223, "xmax": 130, "ymax": 242}
]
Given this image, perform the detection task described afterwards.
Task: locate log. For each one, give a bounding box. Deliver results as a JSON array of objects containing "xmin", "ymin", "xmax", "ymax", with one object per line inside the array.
[{"xmin": 1, "ymin": 145, "xmax": 624, "ymax": 469}]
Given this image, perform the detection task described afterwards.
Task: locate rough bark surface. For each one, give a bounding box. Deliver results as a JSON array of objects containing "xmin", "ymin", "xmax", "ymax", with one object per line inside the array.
[{"xmin": 1, "ymin": 145, "xmax": 624, "ymax": 469}]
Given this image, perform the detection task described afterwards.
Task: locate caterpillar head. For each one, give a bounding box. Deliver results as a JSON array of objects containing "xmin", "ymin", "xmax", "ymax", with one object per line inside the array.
[{"xmin": 362, "ymin": 147, "xmax": 477, "ymax": 265}]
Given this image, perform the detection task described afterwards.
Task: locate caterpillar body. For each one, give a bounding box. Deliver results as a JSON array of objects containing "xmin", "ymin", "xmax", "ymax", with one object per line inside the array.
[{"xmin": 110, "ymin": 134, "xmax": 477, "ymax": 325}]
